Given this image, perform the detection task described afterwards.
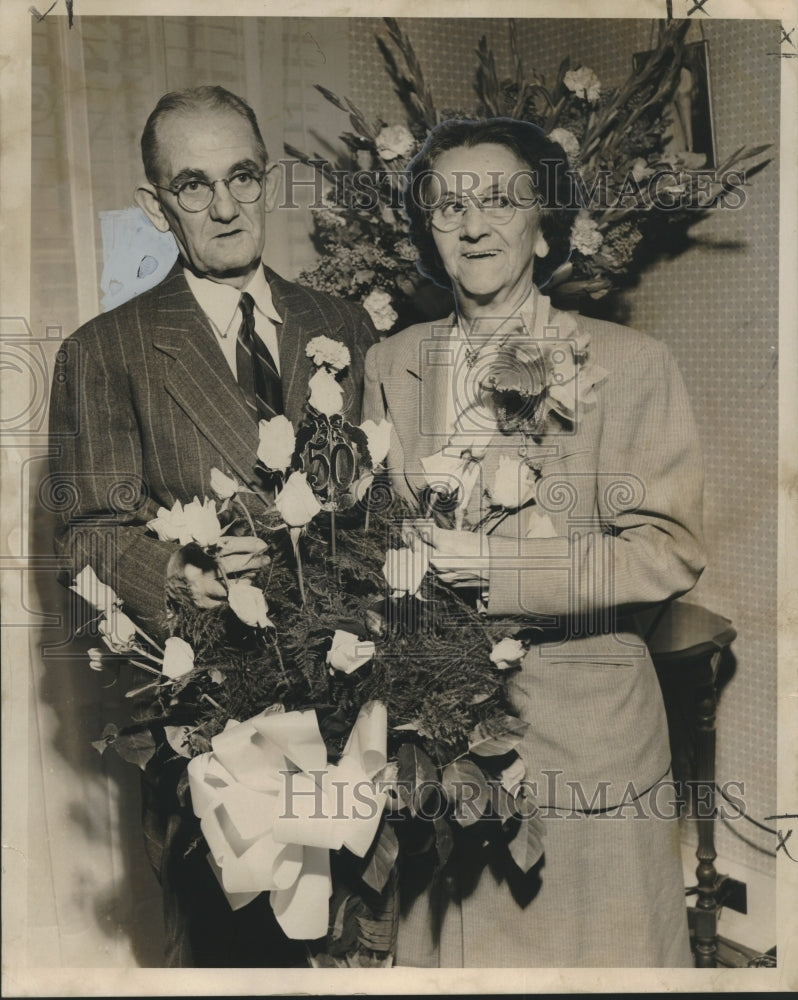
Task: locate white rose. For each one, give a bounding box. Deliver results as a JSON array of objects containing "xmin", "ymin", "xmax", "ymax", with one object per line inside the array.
[
  {"xmin": 98, "ymin": 607, "xmax": 138, "ymax": 653},
  {"xmin": 571, "ymin": 210, "xmax": 604, "ymax": 256},
  {"xmin": 382, "ymin": 537, "xmax": 430, "ymax": 598},
  {"xmin": 227, "ymin": 579, "xmax": 274, "ymax": 629},
  {"xmin": 548, "ymin": 127, "xmax": 580, "ymax": 161},
  {"xmin": 305, "ymin": 335, "xmax": 351, "ymax": 372},
  {"xmin": 307, "ymin": 370, "xmax": 344, "ymax": 416},
  {"xmin": 70, "ymin": 565, "xmax": 120, "ymax": 615},
  {"xmin": 489, "ymin": 455, "xmax": 536, "ymax": 510},
  {"xmin": 362, "ymin": 289, "xmax": 398, "ymax": 332},
  {"xmin": 375, "ymin": 124, "xmax": 415, "ymax": 161},
  {"xmin": 489, "ymin": 637, "xmax": 526, "ymax": 671},
  {"xmin": 257, "ymin": 414, "xmax": 296, "ymax": 472},
  {"xmin": 179, "ymin": 497, "xmax": 224, "ymax": 548},
  {"xmin": 564, "ymin": 66, "xmax": 601, "ymax": 103},
  {"xmin": 162, "ymin": 636, "xmax": 195, "ymax": 679},
  {"xmin": 147, "ymin": 499, "xmax": 187, "ymax": 543},
  {"xmin": 275, "ymin": 471, "xmax": 322, "ymax": 527},
  {"xmin": 326, "ymin": 630, "xmax": 376, "ymax": 674},
  {"xmin": 359, "ymin": 418, "xmax": 393, "ymax": 466},
  {"xmin": 210, "ymin": 467, "xmax": 239, "ymax": 500}
]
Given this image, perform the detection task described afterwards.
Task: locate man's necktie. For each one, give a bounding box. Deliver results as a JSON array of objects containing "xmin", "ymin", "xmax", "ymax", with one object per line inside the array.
[{"xmin": 236, "ymin": 291, "xmax": 283, "ymax": 420}]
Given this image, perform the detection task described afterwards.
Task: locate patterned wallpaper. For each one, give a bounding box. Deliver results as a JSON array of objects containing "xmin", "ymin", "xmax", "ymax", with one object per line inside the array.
[{"xmin": 348, "ymin": 17, "xmax": 780, "ymax": 881}]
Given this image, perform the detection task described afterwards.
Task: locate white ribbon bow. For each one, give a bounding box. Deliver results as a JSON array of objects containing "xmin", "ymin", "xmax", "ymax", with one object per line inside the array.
[{"xmin": 187, "ymin": 701, "xmax": 387, "ymax": 940}]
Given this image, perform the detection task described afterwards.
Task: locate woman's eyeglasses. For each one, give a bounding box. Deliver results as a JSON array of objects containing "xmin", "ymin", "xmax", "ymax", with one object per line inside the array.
[{"xmin": 430, "ymin": 192, "xmax": 539, "ymax": 232}]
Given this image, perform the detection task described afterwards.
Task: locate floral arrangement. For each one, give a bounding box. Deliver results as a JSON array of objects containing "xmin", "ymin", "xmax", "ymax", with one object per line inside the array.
[
  {"xmin": 286, "ymin": 18, "xmax": 771, "ymax": 328},
  {"xmin": 79, "ymin": 336, "xmax": 548, "ymax": 967}
]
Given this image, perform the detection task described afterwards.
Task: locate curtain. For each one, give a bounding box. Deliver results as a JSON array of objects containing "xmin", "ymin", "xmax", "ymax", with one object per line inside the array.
[{"xmin": 28, "ymin": 15, "xmax": 350, "ymax": 967}]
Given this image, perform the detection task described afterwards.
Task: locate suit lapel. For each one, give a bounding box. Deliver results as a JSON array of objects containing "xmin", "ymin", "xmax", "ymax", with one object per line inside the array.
[
  {"xmin": 266, "ymin": 267, "xmax": 318, "ymax": 426},
  {"xmin": 381, "ymin": 321, "xmax": 454, "ymax": 490},
  {"xmin": 150, "ymin": 267, "xmax": 260, "ymax": 486}
]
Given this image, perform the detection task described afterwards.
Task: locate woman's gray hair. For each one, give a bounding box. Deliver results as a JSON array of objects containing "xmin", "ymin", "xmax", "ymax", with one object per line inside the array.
[{"xmin": 403, "ymin": 117, "xmax": 577, "ymax": 290}]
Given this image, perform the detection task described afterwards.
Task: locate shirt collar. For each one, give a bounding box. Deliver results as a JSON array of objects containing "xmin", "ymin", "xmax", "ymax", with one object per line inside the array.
[{"xmin": 183, "ymin": 262, "xmax": 282, "ymax": 335}]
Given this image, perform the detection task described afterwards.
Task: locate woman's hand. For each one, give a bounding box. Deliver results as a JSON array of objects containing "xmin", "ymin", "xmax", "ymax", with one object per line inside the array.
[
  {"xmin": 166, "ymin": 536, "xmax": 271, "ymax": 608},
  {"xmin": 425, "ymin": 525, "xmax": 489, "ymax": 588}
]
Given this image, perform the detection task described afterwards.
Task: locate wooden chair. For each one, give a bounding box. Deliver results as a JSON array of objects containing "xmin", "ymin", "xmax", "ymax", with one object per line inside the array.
[{"xmin": 645, "ymin": 600, "xmax": 737, "ymax": 969}]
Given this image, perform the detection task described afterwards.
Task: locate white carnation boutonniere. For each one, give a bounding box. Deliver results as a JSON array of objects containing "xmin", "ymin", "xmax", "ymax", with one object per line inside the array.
[{"xmin": 305, "ymin": 335, "xmax": 351, "ymax": 373}]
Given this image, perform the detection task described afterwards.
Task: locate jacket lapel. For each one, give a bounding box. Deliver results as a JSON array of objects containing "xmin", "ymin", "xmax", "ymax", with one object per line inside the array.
[
  {"xmin": 150, "ymin": 267, "xmax": 260, "ymax": 486},
  {"xmin": 381, "ymin": 321, "xmax": 454, "ymax": 493},
  {"xmin": 266, "ymin": 267, "xmax": 317, "ymax": 426}
]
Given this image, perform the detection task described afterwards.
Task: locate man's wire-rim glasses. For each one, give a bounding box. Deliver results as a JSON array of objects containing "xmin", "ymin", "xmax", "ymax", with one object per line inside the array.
[{"xmin": 155, "ymin": 169, "xmax": 264, "ymax": 213}]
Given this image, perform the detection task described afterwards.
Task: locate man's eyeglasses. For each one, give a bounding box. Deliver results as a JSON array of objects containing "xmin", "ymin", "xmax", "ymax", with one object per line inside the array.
[
  {"xmin": 156, "ymin": 169, "xmax": 264, "ymax": 213},
  {"xmin": 430, "ymin": 192, "xmax": 539, "ymax": 232}
]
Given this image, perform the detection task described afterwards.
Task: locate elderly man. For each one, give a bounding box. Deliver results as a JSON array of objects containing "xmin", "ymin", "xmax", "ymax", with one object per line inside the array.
[
  {"xmin": 50, "ymin": 85, "xmax": 377, "ymax": 634},
  {"xmin": 48, "ymin": 86, "xmax": 378, "ymax": 967}
]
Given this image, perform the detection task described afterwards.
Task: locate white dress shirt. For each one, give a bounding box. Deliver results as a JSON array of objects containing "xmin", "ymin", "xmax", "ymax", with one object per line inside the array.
[{"xmin": 184, "ymin": 264, "xmax": 282, "ymax": 378}]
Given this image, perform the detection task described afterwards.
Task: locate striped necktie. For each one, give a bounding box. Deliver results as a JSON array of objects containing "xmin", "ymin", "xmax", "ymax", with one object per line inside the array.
[{"xmin": 236, "ymin": 291, "xmax": 283, "ymax": 420}]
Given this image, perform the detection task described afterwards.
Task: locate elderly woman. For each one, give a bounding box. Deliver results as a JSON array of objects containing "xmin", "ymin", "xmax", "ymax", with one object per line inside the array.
[{"xmin": 362, "ymin": 118, "xmax": 705, "ymax": 968}]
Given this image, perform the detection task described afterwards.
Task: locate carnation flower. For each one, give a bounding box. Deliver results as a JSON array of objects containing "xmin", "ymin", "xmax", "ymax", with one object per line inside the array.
[
  {"xmin": 257, "ymin": 414, "xmax": 296, "ymax": 472},
  {"xmin": 359, "ymin": 418, "xmax": 393, "ymax": 466},
  {"xmin": 488, "ymin": 455, "xmax": 536, "ymax": 510},
  {"xmin": 308, "ymin": 370, "xmax": 344, "ymax": 416},
  {"xmin": 326, "ymin": 630, "xmax": 376, "ymax": 674},
  {"xmin": 227, "ymin": 580, "xmax": 274, "ymax": 629},
  {"xmin": 547, "ymin": 127, "xmax": 580, "ymax": 162},
  {"xmin": 210, "ymin": 467, "xmax": 239, "ymax": 500},
  {"xmin": 375, "ymin": 124, "xmax": 415, "ymax": 161},
  {"xmin": 305, "ymin": 335, "xmax": 351, "ymax": 372},
  {"xmin": 489, "ymin": 637, "xmax": 526, "ymax": 671},
  {"xmin": 275, "ymin": 471, "xmax": 322, "ymax": 527},
  {"xmin": 564, "ymin": 66, "xmax": 601, "ymax": 103},
  {"xmin": 362, "ymin": 289, "xmax": 398, "ymax": 332},
  {"xmin": 162, "ymin": 636, "xmax": 195, "ymax": 679},
  {"xmin": 571, "ymin": 210, "xmax": 604, "ymax": 256}
]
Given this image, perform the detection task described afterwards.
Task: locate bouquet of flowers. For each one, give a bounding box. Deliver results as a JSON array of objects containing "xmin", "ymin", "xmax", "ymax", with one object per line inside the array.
[
  {"xmin": 287, "ymin": 18, "xmax": 771, "ymax": 328},
  {"xmin": 78, "ymin": 336, "xmax": 547, "ymax": 967}
]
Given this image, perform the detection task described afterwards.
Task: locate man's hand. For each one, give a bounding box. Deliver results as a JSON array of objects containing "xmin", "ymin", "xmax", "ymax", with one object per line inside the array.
[
  {"xmin": 166, "ymin": 536, "xmax": 270, "ymax": 608},
  {"xmin": 424, "ymin": 525, "xmax": 490, "ymax": 588}
]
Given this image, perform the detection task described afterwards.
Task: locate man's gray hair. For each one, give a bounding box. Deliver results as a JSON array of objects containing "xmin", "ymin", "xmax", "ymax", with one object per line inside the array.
[{"xmin": 141, "ymin": 84, "xmax": 268, "ymax": 184}]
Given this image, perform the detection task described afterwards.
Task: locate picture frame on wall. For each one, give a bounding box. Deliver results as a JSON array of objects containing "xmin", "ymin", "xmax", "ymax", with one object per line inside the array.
[{"xmin": 634, "ymin": 38, "xmax": 717, "ymax": 170}]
